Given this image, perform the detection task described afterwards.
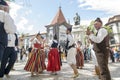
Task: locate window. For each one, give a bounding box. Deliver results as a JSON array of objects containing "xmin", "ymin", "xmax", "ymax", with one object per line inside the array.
[{"xmin": 112, "ymin": 23, "xmax": 118, "ymax": 34}]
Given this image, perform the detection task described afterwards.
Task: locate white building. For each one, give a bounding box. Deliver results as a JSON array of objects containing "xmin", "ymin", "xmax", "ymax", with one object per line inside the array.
[
  {"xmin": 106, "ymin": 15, "xmax": 120, "ymax": 45},
  {"xmin": 72, "ymin": 25, "xmax": 86, "ymax": 45},
  {"xmin": 45, "ymin": 7, "xmax": 72, "ymax": 45}
]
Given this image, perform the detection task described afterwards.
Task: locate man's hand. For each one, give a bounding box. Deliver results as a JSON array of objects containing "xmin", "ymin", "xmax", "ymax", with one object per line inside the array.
[
  {"xmin": 86, "ymin": 28, "xmax": 92, "ymax": 35},
  {"xmin": 89, "ymin": 39, "xmax": 94, "ymax": 44}
]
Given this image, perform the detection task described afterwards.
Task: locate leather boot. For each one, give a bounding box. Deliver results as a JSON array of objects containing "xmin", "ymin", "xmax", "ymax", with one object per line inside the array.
[{"xmin": 95, "ymin": 65, "xmax": 101, "ymax": 79}]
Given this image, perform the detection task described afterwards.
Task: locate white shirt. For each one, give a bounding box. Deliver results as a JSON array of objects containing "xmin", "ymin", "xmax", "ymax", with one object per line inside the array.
[
  {"xmin": 32, "ymin": 38, "xmax": 41, "ymax": 49},
  {"xmin": 8, "ymin": 33, "xmax": 16, "ymax": 47},
  {"xmin": 67, "ymin": 34, "xmax": 75, "ymax": 46},
  {"xmin": 0, "ymin": 10, "xmax": 16, "ymax": 34},
  {"xmin": 89, "ymin": 28, "xmax": 108, "ymax": 43}
]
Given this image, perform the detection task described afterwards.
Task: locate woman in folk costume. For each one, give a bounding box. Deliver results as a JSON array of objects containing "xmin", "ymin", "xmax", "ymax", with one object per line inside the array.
[
  {"xmin": 47, "ymin": 35, "xmax": 61, "ymax": 75},
  {"xmin": 24, "ymin": 33, "xmax": 46, "ymax": 76},
  {"xmin": 76, "ymin": 41, "xmax": 84, "ymax": 69},
  {"xmin": 66, "ymin": 28, "xmax": 79, "ymax": 78},
  {"xmin": 89, "ymin": 43, "xmax": 100, "ymax": 75}
]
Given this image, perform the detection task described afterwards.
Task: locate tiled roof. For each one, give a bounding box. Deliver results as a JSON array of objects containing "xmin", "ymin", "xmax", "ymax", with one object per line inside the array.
[{"xmin": 51, "ymin": 7, "xmax": 66, "ymax": 25}]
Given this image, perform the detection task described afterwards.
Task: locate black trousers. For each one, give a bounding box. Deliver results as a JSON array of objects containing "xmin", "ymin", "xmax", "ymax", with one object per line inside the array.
[
  {"xmin": 110, "ymin": 55, "xmax": 115, "ymax": 62},
  {"xmin": 0, "ymin": 47, "xmax": 17, "ymax": 77},
  {"xmin": 0, "ymin": 44, "xmax": 5, "ymax": 62}
]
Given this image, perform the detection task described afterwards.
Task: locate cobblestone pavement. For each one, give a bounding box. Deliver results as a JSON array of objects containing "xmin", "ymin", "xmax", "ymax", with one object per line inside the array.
[{"xmin": 1, "ymin": 61, "xmax": 120, "ymax": 80}]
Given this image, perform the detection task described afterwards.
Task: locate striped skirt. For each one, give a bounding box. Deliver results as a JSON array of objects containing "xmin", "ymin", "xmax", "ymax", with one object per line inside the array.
[{"xmin": 24, "ymin": 49, "xmax": 46, "ymax": 73}]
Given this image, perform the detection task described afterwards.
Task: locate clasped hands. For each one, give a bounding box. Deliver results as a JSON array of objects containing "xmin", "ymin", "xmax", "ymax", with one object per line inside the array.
[{"xmin": 86, "ymin": 28, "xmax": 93, "ymax": 35}]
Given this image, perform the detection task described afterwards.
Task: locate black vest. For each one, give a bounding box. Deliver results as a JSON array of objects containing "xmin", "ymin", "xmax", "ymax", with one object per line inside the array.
[
  {"xmin": 65, "ymin": 38, "xmax": 69, "ymax": 50},
  {"xmin": 96, "ymin": 34, "xmax": 109, "ymax": 53},
  {"xmin": 94, "ymin": 28, "xmax": 109, "ymax": 53},
  {"xmin": 0, "ymin": 21, "xmax": 8, "ymax": 47},
  {"xmin": 51, "ymin": 41, "xmax": 58, "ymax": 48}
]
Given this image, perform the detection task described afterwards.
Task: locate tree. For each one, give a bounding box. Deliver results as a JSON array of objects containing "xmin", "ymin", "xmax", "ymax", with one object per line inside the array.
[
  {"xmin": 87, "ymin": 20, "xmax": 113, "ymax": 36},
  {"xmin": 87, "ymin": 21, "xmax": 96, "ymax": 34},
  {"xmin": 103, "ymin": 26, "xmax": 113, "ymax": 34}
]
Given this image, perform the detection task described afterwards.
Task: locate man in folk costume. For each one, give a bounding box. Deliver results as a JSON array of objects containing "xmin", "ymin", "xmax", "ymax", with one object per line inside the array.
[
  {"xmin": 0, "ymin": 0, "xmax": 8, "ymax": 67},
  {"xmin": 0, "ymin": 0, "xmax": 17, "ymax": 79},
  {"xmin": 0, "ymin": 33, "xmax": 17, "ymax": 79},
  {"xmin": 66, "ymin": 28, "xmax": 79, "ymax": 78},
  {"xmin": 86, "ymin": 18, "xmax": 111, "ymax": 80}
]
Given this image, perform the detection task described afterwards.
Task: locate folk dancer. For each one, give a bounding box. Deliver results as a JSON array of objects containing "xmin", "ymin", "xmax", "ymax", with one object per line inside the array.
[
  {"xmin": 47, "ymin": 35, "xmax": 61, "ymax": 75},
  {"xmin": 86, "ymin": 18, "xmax": 111, "ymax": 80},
  {"xmin": 24, "ymin": 33, "xmax": 46, "ymax": 76},
  {"xmin": 0, "ymin": 0, "xmax": 17, "ymax": 79},
  {"xmin": 76, "ymin": 41, "xmax": 84, "ymax": 69},
  {"xmin": 66, "ymin": 28, "xmax": 79, "ymax": 78}
]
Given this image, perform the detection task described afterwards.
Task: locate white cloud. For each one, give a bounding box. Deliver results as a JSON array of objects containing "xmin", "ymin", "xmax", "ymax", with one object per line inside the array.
[
  {"xmin": 17, "ymin": 17, "xmax": 28, "ymax": 30},
  {"xmin": 81, "ymin": 20, "xmax": 91, "ymax": 26},
  {"xmin": 9, "ymin": 2, "xmax": 22, "ymax": 20},
  {"xmin": 78, "ymin": 0, "xmax": 120, "ymax": 14},
  {"xmin": 16, "ymin": 17, "xmax": 35, "ymax": 34},
  {"xmin": 8, "ymin": 2, "xmax": 34, "ymax": 34},
  {"xmin": 27, "ymin": 25, "xmax": 34, "ymax": 31},
  {"xmin": 81, "ymin": 17, "xmax": 109, "ymax": 26},
  {"xmin": 24, "ymin": 9, "xmax": 32, "ymax": 16}
]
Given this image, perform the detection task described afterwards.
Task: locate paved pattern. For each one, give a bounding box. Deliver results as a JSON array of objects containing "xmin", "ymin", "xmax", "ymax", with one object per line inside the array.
[{"xmin": 1, "ymin": 61, "xmax": 120, "ymax": 80}]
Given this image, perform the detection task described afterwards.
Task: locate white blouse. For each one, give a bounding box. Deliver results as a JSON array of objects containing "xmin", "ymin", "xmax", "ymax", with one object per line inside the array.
[
  {"xmin": 67, "ymin": 34, "xmax": 75, "ymax": 46},
  {"xmin": 31, "ymin": 38, "xmax": 41, "ymax": 49}
]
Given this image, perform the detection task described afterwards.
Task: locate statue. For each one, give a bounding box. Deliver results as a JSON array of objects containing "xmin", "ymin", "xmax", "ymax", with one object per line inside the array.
[{"xmin": 73, "ymin": 13, "xmax": 80, "ymax": 25}]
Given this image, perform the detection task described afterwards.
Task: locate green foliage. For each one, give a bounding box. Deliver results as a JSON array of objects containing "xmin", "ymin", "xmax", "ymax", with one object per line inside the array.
[
  {"xmin": 103, "ymin": 26, "xmax": 113, "ymax": 34},
  {"xmin": 87, "ymin": 21, "xmax": 113, "ymax": 35},
  {"xmin": 87, "ymin": 21, "xmax": 96, "ymax": 34}
]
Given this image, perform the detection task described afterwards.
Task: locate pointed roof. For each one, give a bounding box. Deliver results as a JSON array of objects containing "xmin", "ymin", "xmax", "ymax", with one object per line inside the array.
[{"xmin": 51, "ymin": 7, "xmax": 66, "ymax": 25}]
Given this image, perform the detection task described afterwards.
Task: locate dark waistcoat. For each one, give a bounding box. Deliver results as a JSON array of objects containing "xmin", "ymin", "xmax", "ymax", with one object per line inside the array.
[
  {"xmin": 0, "ymin": 21, "xmax": 8, "ymax": 47},
  {"xmin": 93, "ymin": 29, "xmax": 109, "ymax": 53}
]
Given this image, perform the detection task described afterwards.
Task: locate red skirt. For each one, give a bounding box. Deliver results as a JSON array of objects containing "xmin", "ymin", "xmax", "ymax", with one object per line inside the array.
[
  {"xmin": 47, "ymin": 48, "xmax": 61, "ymax": 72},
  {"xmin": 24, "ymin": 49, "xmax": 46, "ymax": 72}
]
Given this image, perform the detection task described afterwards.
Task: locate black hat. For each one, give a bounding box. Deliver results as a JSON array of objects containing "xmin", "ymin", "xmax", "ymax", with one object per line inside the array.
[
  {"xmin": 95, "ymin": 17, "xmax": 102, "ymax": 24},
  {"xmin": 36, "ymin": 31, "xmax": 41, "ymax": 36},
  {"xmin": 0, "ymin": 0, "xmax": 8, "ymax": 6},
  {"xmin": 67, "ymin": 28, "xmax": 72, "ymax": 32}
]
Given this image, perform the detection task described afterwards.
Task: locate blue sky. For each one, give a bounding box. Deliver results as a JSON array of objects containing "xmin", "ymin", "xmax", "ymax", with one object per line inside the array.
[{"xmin": 8, "ymin": 0, "xmax": 120, "ymax": 35}]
